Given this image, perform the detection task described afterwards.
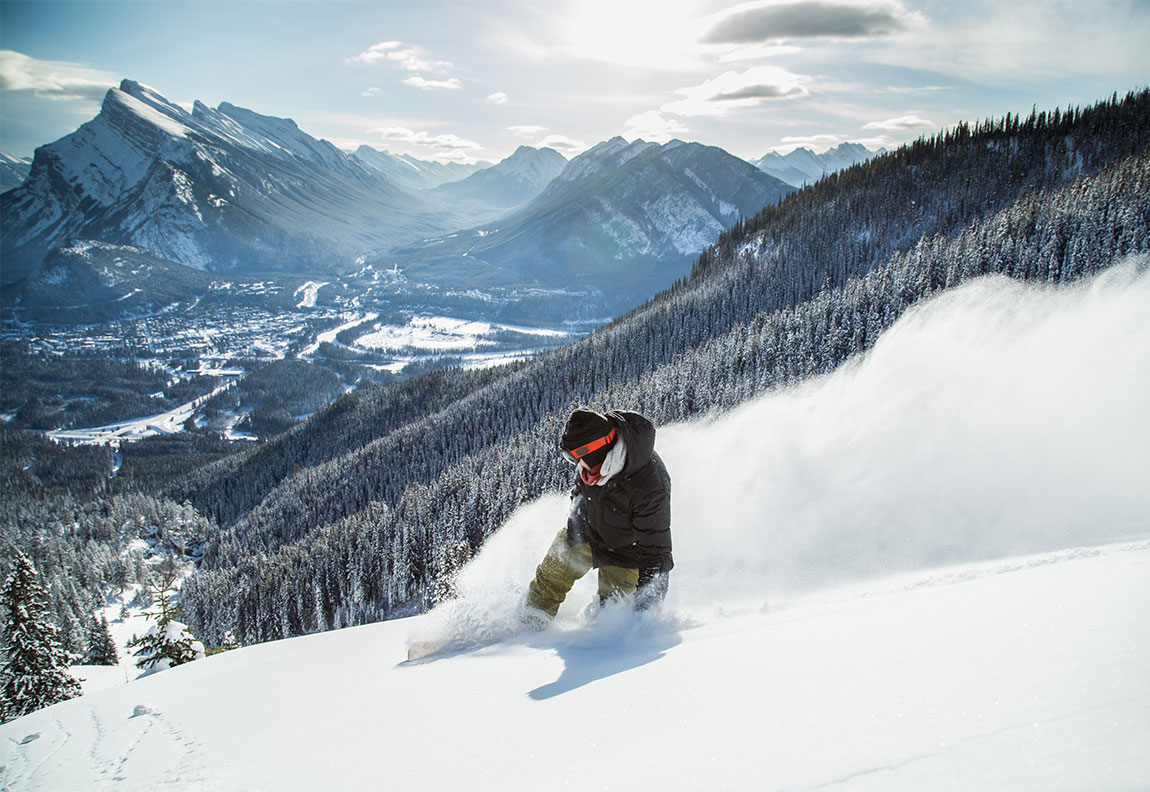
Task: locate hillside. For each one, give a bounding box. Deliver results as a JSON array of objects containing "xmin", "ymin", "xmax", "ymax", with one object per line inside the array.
[
  {"xmin": 5, "ymin": 298, "xmax": 1150, "ymax": 783},
  {"xmin": 167, "ymin": 92, "xmax": 1150, "ymax": 650},
  {"xmin": 352, "ymin": 145, "xmax": 488, "ymax": 189},
  {"xmin": 2, "ymin": 240, "xmax": 216, "ymax": 323},
  {"xmin": 2, "ymin": 487, "xmax": 1147, "ymax": 789},
  {"xmin": 0, "ymin": 151, "xmax": 31, "ymax": 192}
]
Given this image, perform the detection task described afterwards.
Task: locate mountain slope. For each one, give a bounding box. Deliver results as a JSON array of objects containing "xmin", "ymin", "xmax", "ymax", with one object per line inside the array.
[
  {"xmin": 2, "ymin": 522, "xmax": 1147, "ymax": 789},
  {"xmin": 0, "ymin": 151, "xmax": 31, "ymax": 192},
  {"xmin": 432, "ymin": 145, "xmax": 567, "ymax": 211},
  {"xmin": 389, "ymin": 138, "xmax": 794, "ymax": 310},
  {"xmin": 0, "ymin": 80, "xmax": 454, "ymax": 283},
  {"xmin": 2, "ymin": 240, "xmax": 216, "ymax": 322}
]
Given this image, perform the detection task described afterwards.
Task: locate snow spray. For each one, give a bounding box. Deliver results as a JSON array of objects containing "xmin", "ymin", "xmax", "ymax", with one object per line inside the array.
[
  {"xmin": 663, "ymin": 256, "xmax": 1150, "ymax": 605},
  {"xmin": 414, "ymin": 257, "xmax": 1150, "ymax": 638}
]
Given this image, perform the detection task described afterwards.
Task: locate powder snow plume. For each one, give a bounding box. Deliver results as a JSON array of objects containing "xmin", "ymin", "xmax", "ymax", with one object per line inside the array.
[{"xmin": 415, "ymin": 257, "xmax": 1150, "ymax": 641}]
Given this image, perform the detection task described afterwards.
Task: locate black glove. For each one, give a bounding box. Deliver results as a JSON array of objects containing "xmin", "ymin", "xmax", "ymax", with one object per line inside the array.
[{"xmin": 635, "ymin": 568, "xmax": 669, "ymax": 611}]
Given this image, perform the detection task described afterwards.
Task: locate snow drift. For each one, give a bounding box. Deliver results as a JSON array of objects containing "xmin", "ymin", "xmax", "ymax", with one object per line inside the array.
[{"xmin": 420, "ymin": 258, "xmax": 1150, "ymax": 644}]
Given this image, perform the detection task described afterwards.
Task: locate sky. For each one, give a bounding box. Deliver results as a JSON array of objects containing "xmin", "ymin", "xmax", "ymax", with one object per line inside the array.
[{"xmin": 1, "ymin": 0, "xmax": 1148, "ymax": 165}]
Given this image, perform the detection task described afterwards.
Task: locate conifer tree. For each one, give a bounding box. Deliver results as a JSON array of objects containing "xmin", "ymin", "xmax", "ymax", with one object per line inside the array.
[
  {"xmin": 1, "ymin": 552, "xmax": 83, "ymax": 722},
  {"xmin": 127, "ymin": 569, "xmax": 204, "ymax": 674},
  {"xmin": 84, "ymin": 615, "xmax": 119, "ymax": 666}
]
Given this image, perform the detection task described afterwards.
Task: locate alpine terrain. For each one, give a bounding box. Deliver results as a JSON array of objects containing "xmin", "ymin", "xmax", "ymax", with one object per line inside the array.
[
  {"xmin": 0, "ymin": 80, "xmax": 456, "ymax": 283},
  {"xmin": 386, "ymin": 136, "xmax": 794, "ymax": 311},
  {"xmin": 1, "ymin": 85, "xmax": 1148, "ymax": 792}
]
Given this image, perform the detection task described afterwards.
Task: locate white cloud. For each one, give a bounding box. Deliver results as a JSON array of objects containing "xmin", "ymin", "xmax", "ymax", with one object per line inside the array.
[
  {"xmin": 863, "ymin": 113, "xmax": 935, "ymax": 130},
  {"xmin": 486, "ymin": 92, "xmax": 510, "ymax": 105},
  {"xmin": 507, "ymin": 124, "xmax": 548, "ymax": 138},
  {"xmin": 870, "ymin": 1, "xmax": 1148, "ymax": 88},
  {"xmin": 403, "ymin": 76, "xmax": 463, "ymax": 91},
  {"xmin": 623, "ymin": 111, "xmax": 689, "ymax": 143},
  {"xmin": 718, "ymin": 44, "xmax": 804, "ymax": 62},
  {"xmin": 762, "ymin": 133, "xmax": 849, "ymax": 154},
  {"xmin": 663, "ymin": 65, "xmax": 810, "ymax": 117},
  {"xmin": 537, "ymin": 134, "xmax": 588, "ymax": 154},
  {"xmin": 0, "ymin": 49, "xmax": 119, "ymax": 100},
  {"xmin": 348, "ymin": 41, "xmax": 453, "ymax": 73},
  {"xmin": 850, "ymin": 133, "xmax": 897, "ymax": 150},
  {"xmin": 782, "ymin": 133, "xmax": 847, "ymax": 146},
  {"xmin": 369, "ymin": 125, "xmax": 483, "ymax": 151},
  {"xmin": 362, "ymin": 87, "xmax": 382, "ymax": 97},
  {"xmin": 703, "ymin": 0, "xmax": 923, "ymax": 44}
]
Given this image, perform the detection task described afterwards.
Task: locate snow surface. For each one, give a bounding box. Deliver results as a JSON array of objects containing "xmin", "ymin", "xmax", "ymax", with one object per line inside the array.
[
  {"xmin": 1, "ymin": 542, "xmax": 1147, "ymax": 791},
  {"xmin": 2, "ymin": 262, "xmax": 1148, "ymax": 790},
  {"xmin": 353, "ymin": 314, "xmax": 572, "ymax": 354},
  {"xmin": 47, "ymin": 382, "xmax": 235, "ymax": 445},
  {"xmin": 293, "ymin": 281, "xmax": 329, "ymax": 309}
]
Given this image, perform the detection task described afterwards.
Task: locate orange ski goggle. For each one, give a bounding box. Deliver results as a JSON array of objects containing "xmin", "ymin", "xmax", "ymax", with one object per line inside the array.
[{"xmin": 560, "ymin": 427, "xmax": 616, "ymax": 464}]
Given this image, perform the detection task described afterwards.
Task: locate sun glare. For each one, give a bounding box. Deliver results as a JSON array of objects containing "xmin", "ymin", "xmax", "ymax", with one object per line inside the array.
[{"xmin": 560, "ymin": 0, "xmax": 710, "ymax": 70}]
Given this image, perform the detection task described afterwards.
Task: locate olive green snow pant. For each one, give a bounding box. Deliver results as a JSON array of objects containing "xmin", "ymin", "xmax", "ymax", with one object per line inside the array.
[{"xmin": 526, "ymin": 527, "xmax": 639, "ymax": 619}]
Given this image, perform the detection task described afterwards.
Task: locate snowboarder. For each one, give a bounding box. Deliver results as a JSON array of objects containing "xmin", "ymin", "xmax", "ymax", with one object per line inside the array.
[{"xmin": 525, "ymin": 408, "xmax": 673, "ymax": 622}]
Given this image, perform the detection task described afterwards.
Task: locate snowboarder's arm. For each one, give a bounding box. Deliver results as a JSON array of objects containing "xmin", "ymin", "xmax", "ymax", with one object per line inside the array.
[{"xmin": 632, "ymin": 485, "xmax": 672, "ymax": 572}]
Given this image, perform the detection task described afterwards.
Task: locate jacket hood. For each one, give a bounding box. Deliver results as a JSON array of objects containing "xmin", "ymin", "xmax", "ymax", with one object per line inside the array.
[{"xmin": 606, "ymin": 410, "xmax": 656, "ymax": 476}]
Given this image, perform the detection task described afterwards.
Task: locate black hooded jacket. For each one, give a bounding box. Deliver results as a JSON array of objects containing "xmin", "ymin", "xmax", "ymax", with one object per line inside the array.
[{"xmin": 566, "ymin": 411, "xmax": 673, "ymax": 573}]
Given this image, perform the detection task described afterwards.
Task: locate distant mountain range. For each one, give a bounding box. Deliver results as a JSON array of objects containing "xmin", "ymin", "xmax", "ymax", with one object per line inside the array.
[
  {"xmin": 753, "ymin": 142, "xmax": 883, "ymax": 186},
  {"xmin": 351, "ymin": 146, "xmax": 489, "ymax": 190},
  {"xmin": 1, "ymin": 79, "xmax": 802, "ymax": 314},
  {"xmin": 388, "ymin": 137, "xmax": 794, "ymax": 311}
]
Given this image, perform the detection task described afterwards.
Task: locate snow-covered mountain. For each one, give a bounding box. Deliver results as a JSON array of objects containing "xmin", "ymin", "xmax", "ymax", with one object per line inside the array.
[
  {"xmin": 480, "ymin": 137, "xmax": 794, "ymax": 287},
  {"xmin": 2, "ymin": 240, "xmax": 215, "ymax": 322},
  {"xmin": 0, "ymin": 151, "xmax": 31, "ymax": 192},
  {"xmin": 352, "ymin": 146, "xmax": 489, "ymax": 190},
  {"xmin": 0, "ymin": 80, "xmax": 456, "ymax": 284},
  {"xmin": 432, "ymin": 145, "xmax": 567, "ymax": 211},
  {"xmin": 754, "ymin": 142, "xmax": 881, "ymax": 186},
  {"xmin": 390, "ymin": 137, "xmax": 794, "ymax": 311}
]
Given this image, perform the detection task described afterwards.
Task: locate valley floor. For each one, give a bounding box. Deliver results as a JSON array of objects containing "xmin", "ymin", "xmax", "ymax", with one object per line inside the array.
[{"xmin": 1, "ymin": 540, "xmax": 1147, "ymax": 791}]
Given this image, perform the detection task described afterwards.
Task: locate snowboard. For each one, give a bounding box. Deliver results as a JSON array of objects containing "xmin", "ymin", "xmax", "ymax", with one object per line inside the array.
[{"xmin": 406, "ymin": 639, "xmax": 453, "ymax": 662}]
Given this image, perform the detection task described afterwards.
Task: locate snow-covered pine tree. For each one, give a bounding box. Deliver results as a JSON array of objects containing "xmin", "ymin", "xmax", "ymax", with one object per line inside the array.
[
  {"xmin": 84, "ymin": 615, "xmax": 119, "ymax": 666},
  {"xmin": 0, "ymin": 552, "xmax": 83, "ymax": 722},
  {"xmin": 128, "ymin": 571, "xmax": 204, "ymax": 674}
]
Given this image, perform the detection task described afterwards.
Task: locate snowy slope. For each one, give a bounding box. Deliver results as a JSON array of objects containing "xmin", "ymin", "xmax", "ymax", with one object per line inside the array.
[
  {"xmin": 1, "ymin": 541, "xmax": 1147, "ymax": 791},
  {"xmin": 2, "ymin": 262, "xmax": 1148, "ymax": 790},
  {"xmin": 0, "ymin": 151, "xmax": 32, "ymax": 192}
]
